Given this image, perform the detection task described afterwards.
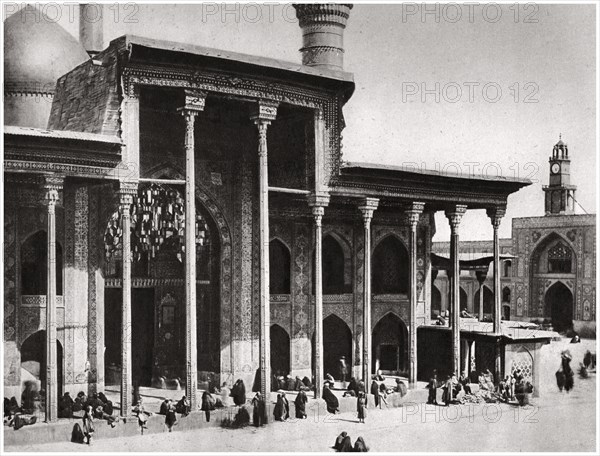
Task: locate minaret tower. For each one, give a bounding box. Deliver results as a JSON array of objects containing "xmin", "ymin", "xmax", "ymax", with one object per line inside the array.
[{"xmin": 543, "ymin": 135, "xmax": 577, "ymax": 215}]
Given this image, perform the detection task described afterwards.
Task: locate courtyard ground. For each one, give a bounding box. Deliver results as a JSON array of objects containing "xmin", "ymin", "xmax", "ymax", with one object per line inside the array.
[{"xmin": 5, "ymin": 338, "xmax": 597, "ymax": 453}]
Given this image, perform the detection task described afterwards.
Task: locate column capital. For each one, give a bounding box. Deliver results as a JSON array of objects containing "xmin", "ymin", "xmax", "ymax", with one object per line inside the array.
[
  {"xmin": 486, "ymin": 205, "xmax": 506, "ymax": 228},
  {"xmin": 42, "ymin": 174, "xmax": 64, "ymax": 206},
  {"xmin": 250, "ymin": 100, "xmax": 279, "ymax": 124},
  {"xmin": 118, "ymin": 181, "xmax": 138, "ymax": 206},
  {"xmin": 358, "ymin": 197, "xmax": 379, "ymax": 226},
  {"xmin": 307, "ymin": 193, "xmax": 330, "ymax": 209},
  {"xmin": 406, "ymin": 201, "xmax": 426, "ymax": 227},
  {"xmin": 445, "ymin": 204, "xmax": 468, "ymax": 230},
  {"xmin": 177, "ymin": 89, "xmax": 207, "ymax": 114}
]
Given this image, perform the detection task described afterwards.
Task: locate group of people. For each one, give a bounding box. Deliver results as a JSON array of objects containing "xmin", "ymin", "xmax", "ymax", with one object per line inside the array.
[
  {"xmin": 334, "ymin": 432, "xmax": 369, "ymax": 452},
  {"xmin": 3, "ymin": 396, "xmax": 37, "ymax": 430},
  {"xmin": 272, "ymin": 372, "xmax": 314, "ymax": 392},
  {"xmin": 427, "ymin": 370, "xmax": 463, "ymax": 406},
  {"xmin": 427, "ymin": 368, "xmax": 533, "ymax": 406}
]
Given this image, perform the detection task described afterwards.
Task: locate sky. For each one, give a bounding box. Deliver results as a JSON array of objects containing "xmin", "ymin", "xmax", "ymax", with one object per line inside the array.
[{"xmin": 4, "ymin": 2, "xmax": 597, "ymax": 241}]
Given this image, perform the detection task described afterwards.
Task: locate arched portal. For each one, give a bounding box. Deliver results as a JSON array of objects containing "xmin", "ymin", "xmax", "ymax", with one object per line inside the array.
[
  {"xmin": 323, "ymin": 315, "xmax": 352, "ymax": 380},
  {"xmin": 544, "ymin": 282, "xmax": 573, "ymax": 333},
  {"xmin": 431, "ymin": 285, "xmax": 442, "ymax": 319},
  {"xmin": 270, "ymin": 325, "xmax": 290, "ymax": 376},
  {"xmin": 373, "ymin": 236, "xmax": 408, "ymax": 294},
  {"xmin": 474, "ymin": 286, "xmax": 493, "ymax": 316},
  {"xmin": 103, "ymin": 188, "xmax": 222, "ymax": 385},
  {"xmin": 372, "ymin": 313, "xmax": 408, "ymax": 375},
  {"xmin": 20, "ymin": 330, "xmax": 63, "ymax": 397}
]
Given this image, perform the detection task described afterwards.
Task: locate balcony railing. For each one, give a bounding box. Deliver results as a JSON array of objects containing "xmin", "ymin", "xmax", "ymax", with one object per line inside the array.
[{"xmin": 20, "ymin": 295, "xmax": 64, "ymax": 307}]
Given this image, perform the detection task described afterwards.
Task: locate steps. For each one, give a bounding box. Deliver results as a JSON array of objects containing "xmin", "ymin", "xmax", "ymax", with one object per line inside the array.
[{"xmin": 5, "ymin": 385, "xmax": 430, "ymax": 448}]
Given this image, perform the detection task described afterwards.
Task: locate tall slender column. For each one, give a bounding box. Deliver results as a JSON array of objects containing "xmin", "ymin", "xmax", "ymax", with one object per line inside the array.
[
  {"xmin": 118, "ymin": 182, "xmax": 137, "ymax": 416},
  {"xmin": 43, "ymin": 175, "xmax": 63, "ymax": 423},
  {"xmin": 445, "ymin": 205, "xmax": 467, "ymax": 375},
  {"xmin": 358, "ymin": 198, "xmax": 379, "ymax": 383},
  {"xmin": 407, "ymin": 202, "xmax": 425, "ymax": 387},
  {"xmin": 487, "ymin": 205, "xmax": 506, "ymax": 383},
  {"xmin": 476, "ymin": 270, "xmax": 487, "ymax": 321},
  {"xmin": 308, "ymin": 194, "xmax": 329, "ymax": 398},
  {"xmin": 177, "ymin": 90, "xmax": 206, "ymax": 411},
  {"xmin": 250, "ymin": 100, "xmax": 278, "ymax": 399}
]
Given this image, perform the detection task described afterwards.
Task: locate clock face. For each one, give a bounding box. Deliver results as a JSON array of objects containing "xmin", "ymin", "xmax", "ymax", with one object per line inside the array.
[{"xmin": 551, "ymin": 163, "xmax": 560, "ymax": 174}]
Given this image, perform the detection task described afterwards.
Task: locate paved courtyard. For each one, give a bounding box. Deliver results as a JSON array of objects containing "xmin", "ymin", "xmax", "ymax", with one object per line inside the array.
[{"xmin": 5, "ymin": 338, "xmax": 597, "ymax": 453}]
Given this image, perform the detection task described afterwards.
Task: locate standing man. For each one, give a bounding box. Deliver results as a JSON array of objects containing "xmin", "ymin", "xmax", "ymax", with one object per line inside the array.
[
  {"xmin": 338, "ymin": 356, "xmax": 347, "ymax": 383},
  {"xmin": 427, "ymin": 369, "xmax": 439, "ymax": 405}
]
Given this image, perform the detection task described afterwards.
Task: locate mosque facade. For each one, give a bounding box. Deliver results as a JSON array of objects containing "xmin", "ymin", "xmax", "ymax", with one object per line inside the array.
[{"xmin": 4, "ymin": 4, "xmax": 531, "ymax": 422}]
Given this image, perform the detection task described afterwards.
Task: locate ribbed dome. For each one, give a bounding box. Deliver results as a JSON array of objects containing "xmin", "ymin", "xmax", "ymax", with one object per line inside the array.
[{"xmin": 4, "ymin": 7, "xmax": 90, "ymax": 128}]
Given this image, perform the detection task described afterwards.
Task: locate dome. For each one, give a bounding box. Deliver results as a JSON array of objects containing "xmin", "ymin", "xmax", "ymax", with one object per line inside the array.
[
  {"xmin": 4, "ymin": 7, "xmax": 90, "ymax": 128},
  {"xmin": 555, "ymin": 134, "xmax": 567, "ymax": 147}
]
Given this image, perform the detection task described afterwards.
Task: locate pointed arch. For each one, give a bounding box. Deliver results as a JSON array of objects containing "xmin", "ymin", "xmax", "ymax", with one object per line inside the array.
[
  {"xmin": 322, "ymin": 314, "xmax": 352, "ymax": 380},
  {"xmin": 449, "ymin": 286, "xmax": 469, "ymax": 312},
  {"xmin": 502, "ymin": 286, "xmax": 511, "ymax": 303},
  {"xmin": 372, "ymin": 234, "xmax": 409, "ymax": 294},
  {"xmin": 544, "ymin": 281, "xmax": 573, "ymax": 332},
  {"xmin": 140, "ymin": 164, "xmax": 234, "ymax": 375},
  {"xmin": 20, "ymin": 330, "xmax": 64, "ymax": 397},
  {"xmin": 270, "ymin": 324, "xmax": 290, "ymax": 376},
  {"xmin": 372, "ymin": 312, "xmax": 408, "ymax": 375},
  {"xmin": 270, "ymin": 238, "xmax": 291, "ymax": 294},
  {"xmin": 531, "ymin": 232, "xmax": 576, "ymax": 275},
  {"xmin": 312, "ymin": 232, "xmax": 353, "ymax": 294},
  {"xmin": 20, "ymin": 230, "xmax": 63, "ymax": 296},
  {"xmin": 474, "ymin": 285, "xmax": 493, "ymax": 315},
  {"xmin": 503, "ymin": 260, "xmax": 512, "ymax": 277}
]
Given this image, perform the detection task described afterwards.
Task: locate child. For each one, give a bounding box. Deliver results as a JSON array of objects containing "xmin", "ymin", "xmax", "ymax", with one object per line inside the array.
[{"xmin": 357, "ymin": 391, "xmax": 367, "ymax": 423}]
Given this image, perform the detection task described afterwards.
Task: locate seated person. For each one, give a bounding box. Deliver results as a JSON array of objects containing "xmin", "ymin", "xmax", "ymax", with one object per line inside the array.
[
  {"xmin": 176, "ymin": 395, "xmax": 191, "ymax": 416},
  {"xmin": 58, "ymin": 392, "xmax": 74, "ymax": 418},
  {"xmin": 285, "ymin": 375, "xmax": 295, "ymax": 391},
  {"xmin": 459, "ymin": 372, "xmax": 472, "ymax": 395}
]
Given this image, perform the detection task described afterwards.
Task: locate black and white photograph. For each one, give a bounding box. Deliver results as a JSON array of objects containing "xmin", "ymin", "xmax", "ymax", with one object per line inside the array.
[{"xmin": 1, "ymin": 1, "xmax": 598, "ymax": 454}]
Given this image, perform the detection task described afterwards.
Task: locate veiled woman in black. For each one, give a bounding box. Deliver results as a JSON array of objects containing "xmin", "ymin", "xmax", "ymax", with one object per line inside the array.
[
  {"xmin": 251, "ymin": 392, "xmax": 267, "ymax": 427},
  {"xmin": 334, "ymin": 431, "xmax": 348, "ymax": 451},
  {"xmin": 294, "ymin": 388, "xmax": 308, "ymax": 419},
  {"xmin": 339, "ymin": 435, "xmax": 353, "ymax": 452},
  {"xmin": 273, "ymin": 392, "xmax": 289, "ymax": 421},
  {"xmin": 322, "ymin": 384, "xmax": 339, "ymax": 414},
  {"xmin": 354, "ymin": 436, "xmax": 369, "ymax": 452},
  {"xmin": 231, "ymin": 379, "xmax": 247, "ymax": 406}
]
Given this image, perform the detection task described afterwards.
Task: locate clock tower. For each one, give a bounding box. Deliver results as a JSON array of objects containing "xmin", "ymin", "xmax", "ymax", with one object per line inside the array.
[{"xmin": 543, "ymin": 135, "xmax": 576, "ymax": 215}]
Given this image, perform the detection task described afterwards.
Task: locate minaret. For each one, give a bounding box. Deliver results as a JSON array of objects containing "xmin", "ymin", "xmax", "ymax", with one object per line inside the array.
[
  {"xmin": 293, "ymin": 4, "xmax": 353, "ymax": 71},
  {"xmin": 543, "ymin": 135, "xmax": 577, "ymax": 215},
  {"xmin": 79, "ymin": 3, "xmax": 104, "ymax": 57}
]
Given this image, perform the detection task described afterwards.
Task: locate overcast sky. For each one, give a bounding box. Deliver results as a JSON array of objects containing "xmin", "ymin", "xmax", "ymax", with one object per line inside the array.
[{"xmin": 6, "ymin": 2, "xmax": 596, "ymax": 241}]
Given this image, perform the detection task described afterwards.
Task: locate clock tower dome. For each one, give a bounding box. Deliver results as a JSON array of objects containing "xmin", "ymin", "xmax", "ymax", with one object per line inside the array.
[{"xmin": 543, "ymin": 135, "xmax": 576, "ymax": 215}]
